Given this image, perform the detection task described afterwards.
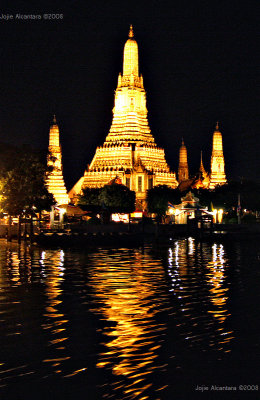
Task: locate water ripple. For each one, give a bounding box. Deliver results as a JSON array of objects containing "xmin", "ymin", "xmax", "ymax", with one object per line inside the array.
[{"xmin": 0, "ymin": 238, "xmax": 259, "ymax": 399}]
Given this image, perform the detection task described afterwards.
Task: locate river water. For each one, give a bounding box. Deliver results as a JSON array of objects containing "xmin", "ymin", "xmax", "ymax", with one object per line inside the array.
[{"xmin": 0, "ymin": 237, "xmax": 259, "ymax": 399}]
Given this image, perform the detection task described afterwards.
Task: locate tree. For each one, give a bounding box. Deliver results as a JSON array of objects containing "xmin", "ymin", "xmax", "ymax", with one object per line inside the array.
[
  {"xmin": 1, "ymin": 152, "xmax": 55, "ymax": 215},
  {"xmin": 77, "ymin": 187, "xmax": 101, "ymax": 213},
  {"xmin": 0, "ymin": 150, "xmax": 55, "ymax": 239},
  {"xmin": 200, "ymin": 181, "xmax": 260, "ymax": 211},
  {"xmin": 77, "ymin": 183, "xmax": 136, "ymax": 223},
  {"xmin": 99, "ymin": 183, "xmax": 135, "ymax": 213},
  {"xmin": 147, "ymin": 185, "xmax": 181, "ymax": 221}
]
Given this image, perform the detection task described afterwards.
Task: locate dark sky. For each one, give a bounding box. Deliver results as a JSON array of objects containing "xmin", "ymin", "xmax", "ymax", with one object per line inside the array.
[{"xmin": 0, "ymin": 0, "xmax": 259, "ymax": 190}]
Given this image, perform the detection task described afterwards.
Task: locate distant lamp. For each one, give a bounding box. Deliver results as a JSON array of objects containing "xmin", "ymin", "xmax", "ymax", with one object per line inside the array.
[
  {"xmin": 59, "ymin": 207, "xmax": 67, "ymax": 227},
  {"xmin": 212, "ymin": 209, "xmax": 217, "ymax": 223},
  {"xmin": 60, "ymin": 208, "xmax": 66, "ymax": 215},
  {"xmin": 217, "ymin": 209, "xmax": 223, "ymax": 223}
]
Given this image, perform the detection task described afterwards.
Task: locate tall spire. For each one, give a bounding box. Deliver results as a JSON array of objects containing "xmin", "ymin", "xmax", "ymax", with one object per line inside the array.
[
  {"xmin": 198, "ymin": 151, "xmax": 210, "ymax": 187},
  {"xmin": 46, "ymin": 116, "xmax": 69, "ymax": 205},
  {"xmin": 199, "ymin": 151, "xmax": 207, "ymax": 177},
  {"xmin": 178, "ymin": 139, "xmax": 189, "ymax": 183},
  {"xmin": 129, "ymin": 24, "xmax": 134, "ymax": 38},
  {"xmin": 209, "ymin": 122, "xmax": 227, "ymax": 189},
  {"xmin": 72, "ymin": 26, "xmax": 178, "ymax": 203},
  {"xmin": 200, "ymin": 151, "xmax": 204, "ymax": 168},
  {"xmin": 123, "ymin": 24, "xmax": 139, "ymax": 76},
  {"xmin": 49, "ymin": 115, "xmax": 60, "ymax": 147},
  {"xmin": 105, "ymin": 25, "xmax": 154, "ymax": 144}
]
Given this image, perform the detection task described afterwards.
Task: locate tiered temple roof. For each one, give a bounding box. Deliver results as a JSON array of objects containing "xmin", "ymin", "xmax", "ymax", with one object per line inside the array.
[
  {"xmin": 209, "ymin": 122, "xmax": 227, "ymax": 188},
  {"xmin": 46, "ymin": 116, "xmax": 69, "ymax": 205},
  {"xmin": 178, "ymin": 139, "xmax": 189, "ymax": 183},
  {"xmin": 69, "ymin": 26, "xmax": 178, "ymax": 204},
  {"xmin": 68, "ymin": 28, "xmax": 227, "ymax": 204}
]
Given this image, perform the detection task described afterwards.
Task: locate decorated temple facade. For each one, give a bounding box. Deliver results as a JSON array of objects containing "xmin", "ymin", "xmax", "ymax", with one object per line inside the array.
[
  {"xmin": 46, "ymin": 116, "xmax": 69, "ymax": 205},
  {"xmin": 68, "ymin": 27, "xmax": 227, "ymax": 206},
  {"xmin": 209, "ymin": 122, "xmax": 227, "ymax": 188},
  {"xmin": 177, "ymin": 123, "xmax": 227, "ymax": 190},
  {"xmin": 69, "ymin": 26, "xmax": 178, "ymax": 209},
  {"xmin": 178, "ymin": 139, "xmax": 189, "ymax": 183}
]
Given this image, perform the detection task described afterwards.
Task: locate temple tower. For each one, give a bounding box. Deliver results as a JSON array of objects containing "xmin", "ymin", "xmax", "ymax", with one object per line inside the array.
[
  {"xmin": 69, "ymin": 26, "xmax": 178, "ymax": 208},
  {"xmin": 209, "ymin": 122, "xmax": 227, "ymax": 189},
  {"xmin": 46, "ymin": 116, "xmax": 69, "ymax": 205},
  {"xmin": 199, "ymin": 151, "xmax": 210, "ymax": 188},
  {"xmin": 178, "ymin": 139, "xmax": 189, "ymax": 183}
]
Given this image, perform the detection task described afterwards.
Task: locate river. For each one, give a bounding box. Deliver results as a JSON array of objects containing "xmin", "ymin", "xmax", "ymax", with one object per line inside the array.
[{"xmin": 0, "ymin": 237, "xmax": 259, "ymax": 399}]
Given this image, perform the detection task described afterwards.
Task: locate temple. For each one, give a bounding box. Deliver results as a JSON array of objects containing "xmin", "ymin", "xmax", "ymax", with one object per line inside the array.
[
  {"xmin": 198, "ymin": 152, "xmax": 210, "ymax": 188},
  {"xmin": 178, "ymin": 139, "xmax": 189, "ymax": 183},
  {"xmin": 46, "ymin": 116, "xmax": 69, "ymax": 205},
  {"xmin": 68, "ymin": 27, "xmax": 227, "ymax": 204},
  {"xmin": 69, "ymin": 26, "xmax": 178, "ymax": 208},
  {"xmin": 209, "ymin": 122, "xmax": 227, "ymax": 188},
  {"xmin": 177, "ymin": 123, "xmax": 226, "ymax": 190}
]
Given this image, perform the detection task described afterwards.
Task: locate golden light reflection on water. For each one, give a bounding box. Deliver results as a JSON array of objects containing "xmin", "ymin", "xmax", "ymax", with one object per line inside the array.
[
  {"xmin": 88, "ymin": 249, "xmax": 169, "ymax": 399},
  {"xmin": 0, "ymin": 239, "xmax": 242, "ymax": 395},
  {"xmin": 0, "ymin": 243, "xmax": 35, "ymax": 383},
  {"xmin": 167, "ymin": 238, "xmax": 234, "ymax": 352},
  {"xmin": 40, "ymin": 250, "xmax": 70, "ymax": 373},
  {"xmin": 206, "ymin": 244, "xmax": 229, "ymax": 322},
  {"xmin": 5, "ymin": 243, "xmax": 33, "ymax": 286}
]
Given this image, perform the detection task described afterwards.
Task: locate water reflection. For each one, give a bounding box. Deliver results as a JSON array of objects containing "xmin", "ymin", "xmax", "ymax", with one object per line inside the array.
[
  {"xmin": 40, "ymin": 250, "xmax": 70, "ymax": 375},
  {"xmin": 206, "ymin": 244, "xmax": 229, "ymax": 322},
  {"xmin": 5, "ymin": 243, "xmax": 33, "ymax": 285},
  {"xmin": 0, "ymin": 243, "xmax": 35, "ymax": 386},
  {"xmin": 166, "ymin": 238, "xmax": 234, "ymax": 353},
  {"xmin": 88, "ymin": 249, "xmax": 169, "ymax": 399},
  {"xmin": 0, "ymin": 237, "xmax": 256, "ymax": 398}
]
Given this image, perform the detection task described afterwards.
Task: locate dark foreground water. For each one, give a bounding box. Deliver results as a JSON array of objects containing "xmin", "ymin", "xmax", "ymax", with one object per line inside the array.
[{"xmin": 0, "ymin": 237, "xmax": 259, "ymax": 400}]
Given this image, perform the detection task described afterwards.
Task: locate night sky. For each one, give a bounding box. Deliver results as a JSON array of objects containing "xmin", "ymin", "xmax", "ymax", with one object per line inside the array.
[{"xmin": 0, "ymin": 0, "xmax": 259, "ymax": 190}]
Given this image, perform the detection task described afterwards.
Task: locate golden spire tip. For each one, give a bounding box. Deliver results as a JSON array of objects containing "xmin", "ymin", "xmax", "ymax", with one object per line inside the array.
[
  {"xmin": 216, "ymin": 121, "xmax": 219, "ymax": 130},
  {"xmin": 129, "ymin": 24, "xmax": 134, "ymax": 38},
  {"xmin": 53, "ymin": 114, "xmax": 57, "ymax": 124}
]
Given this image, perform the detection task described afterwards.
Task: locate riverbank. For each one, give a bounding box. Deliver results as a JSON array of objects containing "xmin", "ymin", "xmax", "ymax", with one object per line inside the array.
[{"xmin": 1, "ymin": 222, "xmax": 260, "ymax": 247}]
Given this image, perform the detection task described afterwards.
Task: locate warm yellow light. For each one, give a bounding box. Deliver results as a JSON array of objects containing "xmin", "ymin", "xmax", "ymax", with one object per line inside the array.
[
  {"xmin": 209, "ymin": 124, "xmax": 227, "ymax": 189},
  {"xmin": 111, "ymin": 213, "xmax": 129, "ymax": 223},
  {"xmin": 212, "ymin": 209, "xmax": 217, "ymax": 223},
  {"xmin": 130, "ymin": 212, "xmax": 143, "ymax": 218},
  {"xmin": 217, "ymin": 209, "xmax": 223, "ymax": 223},
  {"xmin": 69, "ymin": 26, "xmax": 179, "ymax": 202},
  {"xmin": 46, "ymin": 118, "xmax": 69, "ymax": 205}
]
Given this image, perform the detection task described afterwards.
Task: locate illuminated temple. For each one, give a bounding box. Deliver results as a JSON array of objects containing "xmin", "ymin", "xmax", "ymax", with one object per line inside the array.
[
  {"xmin": 46, "ymin": 116, "xmax": 69, "ymax": 205},
  {"xmin": 69, "ymin": 26, "xmax": 178, "ymax": 208},
  {"xmin": 177, "ymin": 123, "xmax": 226, "ymax": 190},
  {"xmin": 209, "ymin": 122, "xmax": 227, "ymax": 188},
  {"xmin": 68, "ymin": 26, "xmax": 227, "ymax": 207}
]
